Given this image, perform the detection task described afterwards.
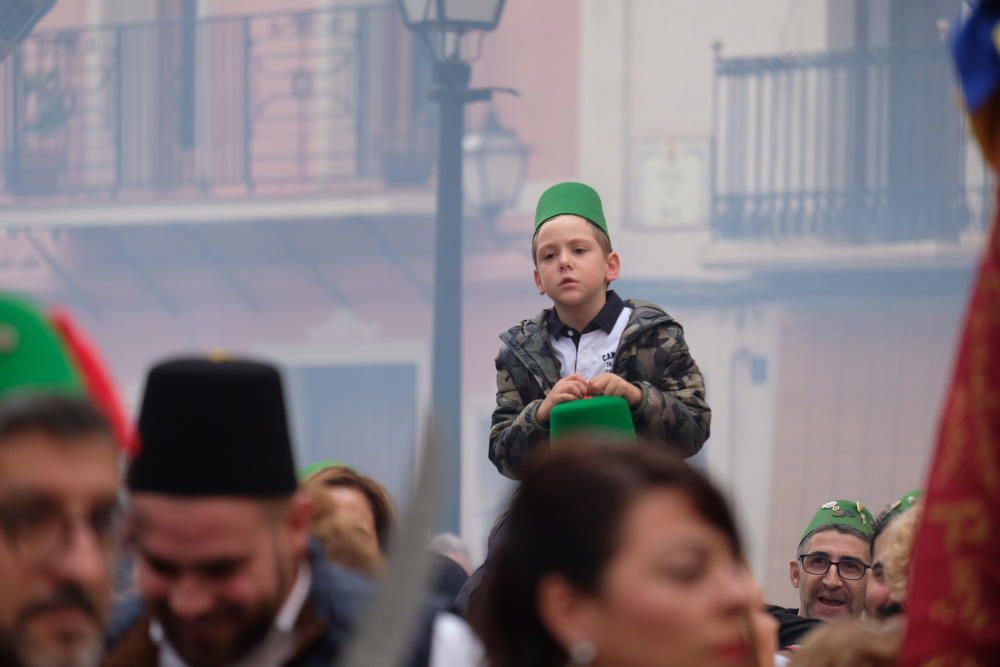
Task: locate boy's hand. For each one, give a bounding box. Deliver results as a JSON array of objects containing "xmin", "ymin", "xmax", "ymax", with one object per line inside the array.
[
  {"xmin": 537, "ymin": 374, "xmax": 588, "ymax": 425},
  {"xmin": 587, "ymin": 373, "xmax": 642, "ymax": 407}
]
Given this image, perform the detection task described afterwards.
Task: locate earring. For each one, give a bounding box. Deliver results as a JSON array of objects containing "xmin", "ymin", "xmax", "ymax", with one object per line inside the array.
[{"xmin": 568, "ymin": 640, "xmax": 596, "ymax": 665}]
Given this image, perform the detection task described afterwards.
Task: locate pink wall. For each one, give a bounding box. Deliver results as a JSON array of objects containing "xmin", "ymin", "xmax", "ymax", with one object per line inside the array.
[
  {"xmin": 35, "ymin": 0, "xmax": 89, "ymax": 29},
  {"xmin": 761, "ymin": 299, "xmax": 963, "ymax": 605},
  {"xmin": 45, "ymin": 269, "xmax": 541, "ymax": 413},
  {"xmin": 469, "ymin": 0, "xmax": 580, "ymax": 181},
  {"xmin": 205, "ymin": 0, "xmax": 322, "ymax": 16}
]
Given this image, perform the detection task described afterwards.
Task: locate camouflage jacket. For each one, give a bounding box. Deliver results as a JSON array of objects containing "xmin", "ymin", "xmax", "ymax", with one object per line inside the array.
[{"xmin": 489, "ymin": 299, "xmax": 711, "ymax": 479}]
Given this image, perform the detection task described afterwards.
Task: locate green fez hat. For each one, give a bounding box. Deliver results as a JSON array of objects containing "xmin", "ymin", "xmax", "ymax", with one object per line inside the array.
[
  {"xmin": 534, "ymin": 181, "xmax": 609, "ymax": 238},
  {"xmin": 887, "ymin": 489, "xmax": 922, "ymax": 517},
  {"xmin": 299, "ymin": 460, "xmax": 355, "ymax": 481},
  {"xmin": 873, "ymin": 489, "xmax": 923, "ymax": 537},
  {"xmin": 0, "ymin": 293, "xmax": 83, "ymax": 399},
  {"xmin": 549, "ymin": 395, "xmax": 636, "ymax": 444},
  {"xmin": 129, "ymin": 357, "xmax": 298, "ymax": 497},
  {"xmin": 800, "ymin": 498, "xmax": 875, "ymax": 543}
]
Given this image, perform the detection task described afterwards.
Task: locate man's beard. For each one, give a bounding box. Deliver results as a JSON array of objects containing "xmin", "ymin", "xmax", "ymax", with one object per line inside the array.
[
  {"xmin": 156, "ymin": 598, "xmax": 281, "ymax": 667},
  {"xmin": 0, "ymin": 585, "xmax": 105, "ymax": 667},
  {"xmin": 153, "ymin": 528, "xmax": 295, "ymax": 667}
]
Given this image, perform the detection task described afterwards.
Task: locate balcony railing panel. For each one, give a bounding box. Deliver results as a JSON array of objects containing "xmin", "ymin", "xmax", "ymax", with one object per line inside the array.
[
  {"xmin": 712, "ymin": 46, "xmax": 993, "ymax": 244},
  {"xmin": 0, "ymin": 5, "xmax": 434, "ymax": 200}
]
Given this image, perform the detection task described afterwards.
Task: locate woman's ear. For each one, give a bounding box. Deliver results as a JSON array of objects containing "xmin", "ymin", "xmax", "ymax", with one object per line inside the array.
[{"xmin": 537, "ymin": 573, "xmax": 601, "ymax": 654}]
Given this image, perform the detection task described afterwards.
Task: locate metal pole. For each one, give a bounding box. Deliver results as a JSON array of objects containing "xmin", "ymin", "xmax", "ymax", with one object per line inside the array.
[{"xmin": 431, "ymin": 59, "xmax": 470, "ymax": 533}]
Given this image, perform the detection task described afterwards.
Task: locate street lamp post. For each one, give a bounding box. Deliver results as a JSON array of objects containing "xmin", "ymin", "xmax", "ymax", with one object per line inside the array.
[{"xmin": 397, "ymin": 0, "xmax": 506, "ymax": 533}]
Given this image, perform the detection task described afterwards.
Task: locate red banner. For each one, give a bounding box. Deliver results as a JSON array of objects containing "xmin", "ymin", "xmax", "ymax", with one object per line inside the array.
[{"xmin": 900, "ymin": 199, "xmax": 1000, "ymax": 665}]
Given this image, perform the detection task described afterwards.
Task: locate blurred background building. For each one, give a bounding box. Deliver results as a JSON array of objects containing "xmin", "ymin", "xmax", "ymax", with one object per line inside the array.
[{"xmin": 0, "ymin": 0, "xmax": 985, "ymax": 604}]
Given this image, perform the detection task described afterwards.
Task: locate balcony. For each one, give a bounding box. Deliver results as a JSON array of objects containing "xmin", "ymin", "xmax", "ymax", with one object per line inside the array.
[
  {"xmin": 710, "ymin": 44, "xmax": 992, "ymax": 248},
  {"xmin": 0, "ymin": 5, "xmax": 435, "ymax": 204}
]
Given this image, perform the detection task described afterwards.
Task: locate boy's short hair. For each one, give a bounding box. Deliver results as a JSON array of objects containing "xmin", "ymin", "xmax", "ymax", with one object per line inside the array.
[{"xmin": 530, "ymin": 222, "xmax": 612, "ymax": 267}]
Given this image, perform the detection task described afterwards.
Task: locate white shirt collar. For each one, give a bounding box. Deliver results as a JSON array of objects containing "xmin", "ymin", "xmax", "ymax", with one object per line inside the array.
[{"xmin": 275, "ymin": 559, "xmax": 312, "ymax": 632}]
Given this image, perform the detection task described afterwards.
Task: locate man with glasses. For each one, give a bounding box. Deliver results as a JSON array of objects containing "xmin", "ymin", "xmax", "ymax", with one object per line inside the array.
[
  {"xmin": 0, "ymin": 393, "xmax": 121, "ymax": 667},
  {"xmin": 768, "ymin": 498, "xmax": 875, "ymax": 650}
]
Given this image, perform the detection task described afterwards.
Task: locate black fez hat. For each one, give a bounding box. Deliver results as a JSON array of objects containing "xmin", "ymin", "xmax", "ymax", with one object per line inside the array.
[{"xmin": 128, "ymin": 357, "xmax": 298, "ymax": 497}]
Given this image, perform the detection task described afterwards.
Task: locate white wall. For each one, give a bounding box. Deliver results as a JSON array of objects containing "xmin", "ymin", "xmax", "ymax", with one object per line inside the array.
[
  {"xmin": 682, "ymin": 304, "xmax": 783, "ymax": 582},
  {"xmin": 579, "ymin": 0, "xmax": 828, "ymax": 585},
  {"xmin": 580, "ymin": 0, "xmax": 829, "ymax": 282}
]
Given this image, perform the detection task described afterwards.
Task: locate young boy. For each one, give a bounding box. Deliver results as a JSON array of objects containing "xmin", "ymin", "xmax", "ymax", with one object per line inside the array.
[{"xmin": 489, "ymin": 181, "xmax": 711, "ymax": 479}]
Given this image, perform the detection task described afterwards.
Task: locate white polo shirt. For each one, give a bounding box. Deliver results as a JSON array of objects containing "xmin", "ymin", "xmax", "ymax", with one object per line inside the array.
[{"xmin": 548, "ymin": 291, "xmax": 631, "ymax": 381}]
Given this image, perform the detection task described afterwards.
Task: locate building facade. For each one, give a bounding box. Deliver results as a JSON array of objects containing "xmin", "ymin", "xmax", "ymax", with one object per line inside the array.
[{"xmin": 0, "ymin": 0, "xmax": 980, "ymax": 603}]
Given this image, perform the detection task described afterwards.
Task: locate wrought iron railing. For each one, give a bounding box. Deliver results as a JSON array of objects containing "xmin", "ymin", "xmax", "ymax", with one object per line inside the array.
[
  {"xmin": 711, "ymin": 44, "xmax": 993, "ymax": 243},
  {"xmin": 0, "ymin": 5, "xmax": 435, "ymax": 199}
]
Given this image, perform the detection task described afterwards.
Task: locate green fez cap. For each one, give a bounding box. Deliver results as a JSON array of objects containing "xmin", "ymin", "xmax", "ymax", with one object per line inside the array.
[
  {"xmin": 0, "ymin": 293, "xmax": 83, "ymax": 399},
  {"xmin": 550, "ymin": 395, "xmax": 636, "ymax": 444},
  {"xmin": 534, "ymin": 182, "xmax": 609, "ymax": 238},
  {"xmin": 875, "ymin": 489, "xmax": 923, "ymax": 527},
  {"xmin": 890, "ymin": 489, "xmax": 922, "ymax": 514},
  {"xmin": 299, "ymin": 460, "xmax": 355, "ymax": 481},
  {"xmin": 801, "ymin": 498, "xmax": 875, "ymax": 543}
]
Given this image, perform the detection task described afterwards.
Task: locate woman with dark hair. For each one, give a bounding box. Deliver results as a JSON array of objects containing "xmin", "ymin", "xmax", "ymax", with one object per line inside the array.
[{"xmin": 470, "ymin": 440, "xmax": 772, "ymax": 667}]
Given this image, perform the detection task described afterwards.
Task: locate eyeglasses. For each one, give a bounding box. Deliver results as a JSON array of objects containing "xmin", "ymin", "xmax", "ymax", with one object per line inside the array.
[
  {"xmin": 798, "ymin": 553, "xmax": 870, "ymax": 581},
  {"xmin": 0, "ymin": 495, "xmax": 123, "ymax": 565}
]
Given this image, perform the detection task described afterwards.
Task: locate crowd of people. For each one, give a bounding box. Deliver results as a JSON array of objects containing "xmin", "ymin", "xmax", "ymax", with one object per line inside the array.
[
  {"xmin": 0, "ymin": 170, "xmax": 954, "ymax": 667},
  {"xmin": 2, "ymin": 2, "xmax": 1000, "ymax": 666},
  {"xmin": 0, "ymin": 351, "xmax": 938, "ymax": 667}
]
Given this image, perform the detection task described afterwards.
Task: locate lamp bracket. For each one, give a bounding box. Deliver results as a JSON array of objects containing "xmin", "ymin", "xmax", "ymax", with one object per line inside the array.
[
  {"xmin": 482, "ymin": 86, "xmax": 519, "ymax": 97},
  {"xmin": 430, "ymin": 87, "xmax": 493, "ymax": 104},
  {"xmin": 429, "ymin": 86, "xmax": 519, "ymax": 104}
]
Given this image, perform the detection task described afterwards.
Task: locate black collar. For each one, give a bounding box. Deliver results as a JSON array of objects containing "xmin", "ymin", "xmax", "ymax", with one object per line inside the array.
[{"xmin": 547, "ymin": 291, "xmax": 625, "ymax": 340}]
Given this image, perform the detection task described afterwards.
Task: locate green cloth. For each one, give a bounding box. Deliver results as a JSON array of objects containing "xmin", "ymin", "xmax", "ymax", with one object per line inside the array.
[
  {"xmin": 549, "ymin": 395, "xmax": 635, "ymax": 444},
  {"xmin": 534, "ymin": 181, "xmax": 609, "ymax": 238},
  {"xmin": 801, "ymin": 498, "xmax": 875, "ymax": 542},
  {"xmin": 0, "ymin": 293, "xmax": 83, "ymax": 399}
]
